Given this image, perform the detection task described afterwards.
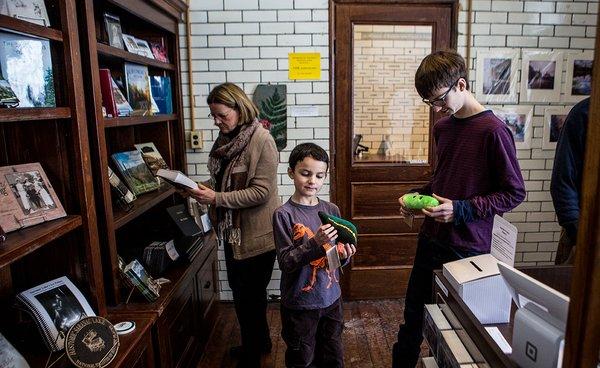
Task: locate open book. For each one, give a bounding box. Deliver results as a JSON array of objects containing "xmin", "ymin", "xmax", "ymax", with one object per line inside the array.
[{"xmin": 156, "ymin": 169, "xmax": 203, "ymax": 190}]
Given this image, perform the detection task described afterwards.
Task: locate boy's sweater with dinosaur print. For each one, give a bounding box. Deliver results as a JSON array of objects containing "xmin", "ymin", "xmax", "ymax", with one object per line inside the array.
[{"xmin": 273, "ymin": 199, "xmax": 342, "ymax": 310}]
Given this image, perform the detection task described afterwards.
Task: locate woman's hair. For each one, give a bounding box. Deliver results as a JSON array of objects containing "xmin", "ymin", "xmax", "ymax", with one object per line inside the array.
[
  {"xmin": 289, "ymin": 143, "xmax": 329, "ymax": 171},
  {"xmin": 207, "ymin": 83, "xmax": 260, "ymax": 125},
  {"xmin": 414, "ymin": 50, "xmax": 470, "ymax": 99}
]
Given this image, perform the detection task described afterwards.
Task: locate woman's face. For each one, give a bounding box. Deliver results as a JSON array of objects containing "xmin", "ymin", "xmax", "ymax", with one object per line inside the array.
[{"xmin": 209, "ymin": 103, "xmax": 240, "ymax": 134}]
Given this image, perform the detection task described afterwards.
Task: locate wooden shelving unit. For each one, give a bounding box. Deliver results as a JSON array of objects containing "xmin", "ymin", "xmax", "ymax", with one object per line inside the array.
[{"xmin": 103, "ymin": 113, "xmax": 178, "ymax": 128}]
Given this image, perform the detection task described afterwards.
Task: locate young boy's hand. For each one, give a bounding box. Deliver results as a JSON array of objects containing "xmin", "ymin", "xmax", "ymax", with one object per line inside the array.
[
  {"xmin": 337, "ymin": 243, "xmax": 356, "ymax": 259},
  {"xmin": 314, "ymin": 224, "xmax": 338, "ymax": 246}
]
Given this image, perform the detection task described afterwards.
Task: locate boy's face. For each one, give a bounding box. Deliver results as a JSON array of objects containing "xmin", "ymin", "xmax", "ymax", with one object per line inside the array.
[
  {"xmin": 426, "ymin": 78, "xmax": 465, "ymax": 116},
  {"xmin": 288, "ymin": 156, "xmax": 328, "ymax": 199}
]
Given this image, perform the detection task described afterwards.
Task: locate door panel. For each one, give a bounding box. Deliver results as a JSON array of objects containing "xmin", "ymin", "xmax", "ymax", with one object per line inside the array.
[{"xmin": 332, "ymin": 1, "xmax": 458, "ymax": 299}]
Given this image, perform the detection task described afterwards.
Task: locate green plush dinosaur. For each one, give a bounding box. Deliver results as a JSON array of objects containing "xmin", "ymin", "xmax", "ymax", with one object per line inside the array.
[
  {"xmin": 318, "ymin": 211, "xmax": 358, "ymax": 245},
  {"xmin": 403, "ymin": 193, "xmax": 440, "ymax": 209}
]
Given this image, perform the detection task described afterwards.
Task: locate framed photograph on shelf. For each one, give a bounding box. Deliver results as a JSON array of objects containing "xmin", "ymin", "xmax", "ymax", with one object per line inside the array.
[
  {"xmin": 564, "ymin": 51, "xmax": 593, "ymax": 103},
  {"xmin": 103, "ymin": 13, "xmax": 124, "ymax": 49},
  {"xmin": 520, "ymin": 51, "xmax": 563, "ymax": 103},
  {"xmin": 543, "ymin": 106, "xmax": 572, "ymax": 150},
  {"xmin": 475, "ymin": 49, "xmax": 519, "ymax": 104},
  {"xmin": 489, "ymin": 105, "xmax": 533, "ymax": 150}
]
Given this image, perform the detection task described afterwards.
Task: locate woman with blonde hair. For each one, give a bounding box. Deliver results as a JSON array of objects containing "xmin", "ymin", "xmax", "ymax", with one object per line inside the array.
[{"xmin": 185, "ymin": 82, "xmax": 279, "ymax": 368}]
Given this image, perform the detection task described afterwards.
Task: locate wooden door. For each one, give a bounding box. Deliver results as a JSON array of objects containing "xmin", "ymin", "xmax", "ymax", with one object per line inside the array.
[{"xmin": 331, "ymin": 1, "xmax": 458, "ymax": 299}]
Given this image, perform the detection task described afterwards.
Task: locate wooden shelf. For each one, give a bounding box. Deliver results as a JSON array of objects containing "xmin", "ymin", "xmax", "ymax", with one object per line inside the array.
[
  {"xmin": 104, "ymin": 114, "xmax": 178, "ymax": 128},
  {"xmin": 0, "ymin": 14, "xmax": 63, "ymax": 42},
  {"xmin": 0, "ymin": 107, "xmax": 71, "ymax": 123},
  {"xmin": 0, "ymin": 215, "xmax": 82, "ymax": 268},
  {"xmin": 97, "ymin": 42, "xmax": 176, "ymax": 71},
  {"xmin": 113, "ymin": 185, "xmax": 176, "ymax": 229}
]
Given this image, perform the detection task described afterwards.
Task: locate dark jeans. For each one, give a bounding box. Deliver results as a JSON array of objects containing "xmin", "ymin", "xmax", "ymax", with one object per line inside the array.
[
  {"xmin": 392, "ymin": 235, "xmax": 482, "ymax": 368},
  {"xmin": 281, "ymin": 298, "xmax": 344, "ymax": 368},
  {"xmin": 225, "ymin": 243, "xmax": 276, "ymax": 366}
]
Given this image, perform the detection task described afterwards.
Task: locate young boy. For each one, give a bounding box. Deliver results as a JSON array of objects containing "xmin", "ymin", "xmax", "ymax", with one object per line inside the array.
[
  {"xmin": 273, "ymin": 143, "xmax": 356, "ymax": 368},
  {"xmin": 392, "ymin": 50, "xmax": 526, "ymax": 368}
]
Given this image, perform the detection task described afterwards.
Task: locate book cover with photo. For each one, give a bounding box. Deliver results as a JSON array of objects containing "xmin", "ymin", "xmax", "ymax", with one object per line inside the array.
[
  {"xmin": 103, "ymin": 12, "xmax": 124, "ymax": 49},
  {"xmin": 0, "ymin": 32, "xmax": 55, "ymax": 107},
  {"xmin": 134, "ymin": 38, "xmax": 154, "ymax": 59},
  {"xmin": 0, "ymin": 0, "xmax": 50, "ymax": 26},
  {"xmin": 134, "ymin": 142, "xmax": 169, "ymax": 176},
  {"xmin": 0, "ymin": 163, "xmax": 66, "ymax": 233},
  {"xmin": 149, "ymin": 41, "xmax": 169, "ymax": 63},
  {"xmin": 15, "ymin": 276, "xmax": 95, "ymax": 352},
  {"xmin": 0, "ymin": 75, "xmax": 19, "ymax": 107},
  {"xmin": 124, "ymin": 62, "xmax": 151, "ymax": 116},
  {"xmin": 121, "ymin": 34, "xmax": 139, "ymax": 54},
  {"xmin": 150, "ymin": 76, "xmax": 173, "ymax": 114},
  {"xmin": 111, "ymin": 150, "xmax": 160, "ymax": 196},
  {"xmin": 124, "ymin": 259, "xmax": 160, "ymax": 302}
]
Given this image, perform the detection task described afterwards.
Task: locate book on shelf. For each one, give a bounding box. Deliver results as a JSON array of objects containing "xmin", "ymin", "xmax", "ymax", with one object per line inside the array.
[
  {"xmin": 149, "ymin": 41, "xmax": 169, "ymax": 63},
  {"xmin": 166, "ymin": 204, "xmax": 204, "ymax": 261},
  {"xmin": 15, "ymin": 276, "xmax": 96, "ymax": 352},
  {"xmin": 99, "ymin": 69, "xmax": 133, "ymax": 117},
  {"xmin": 0, "ymin": 0, "xmax": 50, "ymax": 26},
  {"xmin": 156, "ymin": 169, "xmax": 200, "ymax": 190},
  {"xmin": 107, "ymin": 166, "xmax": 136, "ymax": 205},
  {"xmin": 150, "ymin": 76, "xmax": 173, "ymax": 114},
  {"xmin": 103, "ymin": 12, "xmax": 124, "ymax": 49},
  {"xmin": 0, "ymin": 332, "xmax": 30, "ymax": 367},
  {"xmin": 121, "ymin": 34, "xmax": 139, "ymax": 54},
  {"xmin": 124, "ymin": 62, "xmax": 152, "ymax": 116},
  {"xmin": 0, "ymin": 163, "xmax": 67, "ymax": 233},
  {"xmin": 134, "ymin": 38, "xmax": 154, "ymax": 59},
  {"xmin": 0, "ymin": 32, "xmax": 55, "ymax": 107},
  {"xmin": 123, "ymin": 259, "xmax": 160, "ymax": 302},
  {"xmin": 143, "ymin": 239, "xmax": 179, "ymax": 276},
  {"xmin": 0, "ymin": 76, "xmax": 19, "ymax": 107},
  {"xmin": 111, "ymin": 150, "xmax": 160, "ymax": 196},
  {"xmin": 134, "ymin": 142, "xmax": 169, "ymax": 176}
]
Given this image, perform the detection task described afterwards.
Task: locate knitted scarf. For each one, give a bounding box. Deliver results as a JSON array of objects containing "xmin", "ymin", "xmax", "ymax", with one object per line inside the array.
[{"xmin": 207, "ymin": 120, "xmax": 260, "ymax": 249}]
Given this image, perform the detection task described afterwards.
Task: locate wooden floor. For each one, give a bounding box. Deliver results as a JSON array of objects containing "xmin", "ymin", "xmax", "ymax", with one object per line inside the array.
[{"xmin": 197, "ymin": 299, "xmax": 429, "ymax": 367}]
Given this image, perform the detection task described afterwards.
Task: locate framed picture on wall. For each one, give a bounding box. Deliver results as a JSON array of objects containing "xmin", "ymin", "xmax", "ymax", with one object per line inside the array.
[
  {"xmin": 476, "ymin": 49, "xmax": 520, "ymax": 104},
  {"xmin": 489, "ymin": 105, "xmax": 533, "ymax": 150},
  {"xmin": 564, "ymin": 51, "xmax": 593, "ymax": 103},
  {"xmin": 520, "ymin": 51, "xmax": 563, "ymax": 103},
  {"xmin": 543, "ymin": 106, "xmax": 572, "ymax": 150}
]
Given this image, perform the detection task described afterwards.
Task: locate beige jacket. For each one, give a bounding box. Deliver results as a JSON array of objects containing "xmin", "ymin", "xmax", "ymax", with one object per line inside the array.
[{"xmin": 213, "ymin": 126, "xmax": 280, "ymax": 260}]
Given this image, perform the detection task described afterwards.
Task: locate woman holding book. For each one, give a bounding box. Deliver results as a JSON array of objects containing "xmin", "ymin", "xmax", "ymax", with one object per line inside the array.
[{"xmin": 184, "ymin": 83, "xmax": 279, "ymax": 368}]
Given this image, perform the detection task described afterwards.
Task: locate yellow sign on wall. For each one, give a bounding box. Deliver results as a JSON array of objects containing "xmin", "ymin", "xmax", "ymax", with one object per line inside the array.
[{"xmin": 288, "ymin": 53, "xmax": 321, "ymax": 80}]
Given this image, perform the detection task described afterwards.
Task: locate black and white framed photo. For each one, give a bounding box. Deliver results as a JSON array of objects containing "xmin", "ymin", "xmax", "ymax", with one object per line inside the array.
[
  {"xmin": 564, "ymin": 51, "xmax": 593, "ymax": 103},
  {"xmin": 520, "ymin": 51, "xmax": 563, "ymax": 103},
  {"xmin": 490, "ymin": 105, "xmax": 533, "ymax": 150},
  {"xmin": 16, "ymin": 276, "xmax": 95, "ymax": 352},
  {"xmin": 543, "ymin": 106, "xmax": 572, "ymax": 150},
  {"xmin": 103, "ymin": 13, "xmax": 124, "ymax": 49},
  {"xmin": 476, "ymin": 49, "xmax": 519, "ymax": 104}
]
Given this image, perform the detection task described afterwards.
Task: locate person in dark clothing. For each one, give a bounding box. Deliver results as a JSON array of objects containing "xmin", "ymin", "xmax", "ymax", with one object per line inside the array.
[
  {"xmin": 550, "ymin": 97, "xmax": 589, "ymax": 264},
  {"xmin": 391, "ymin": 50, "xmax": 526, "ymax": 368},
  {"xmin": 185, "ymin": 83, "xmax": 280, "ymax": 368}
]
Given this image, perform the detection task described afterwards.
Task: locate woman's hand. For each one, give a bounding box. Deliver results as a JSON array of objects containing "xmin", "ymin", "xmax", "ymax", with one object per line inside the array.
[
  {"xmin": 314, "ymin": 224, "xmax": 338, "ymax": 246},
  {"xmin": 421, "ymin": 193, "xmax": 454, "ymax": 223},
  {"xmin": 186, "ymin": 185, "xmax": 216, "ymax": 205},
  {"xmin": 337, "ymin": 243, "xmax": 356, "ymax": 259}
]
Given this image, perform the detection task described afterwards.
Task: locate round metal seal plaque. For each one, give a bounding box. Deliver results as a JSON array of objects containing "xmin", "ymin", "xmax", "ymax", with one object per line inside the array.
[{"xmin": 65, "ymin": 316, "xmax": 120, "ymax": 368}]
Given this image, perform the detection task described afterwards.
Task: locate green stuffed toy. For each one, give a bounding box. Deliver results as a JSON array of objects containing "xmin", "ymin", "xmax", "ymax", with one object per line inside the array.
[
  {"xmin": 318, "ymin": 211, "xmax": 358, "ymax": 245},
  {"xmin": 403, "ymin": 193, "xmax": 440, "ymax": 210}
]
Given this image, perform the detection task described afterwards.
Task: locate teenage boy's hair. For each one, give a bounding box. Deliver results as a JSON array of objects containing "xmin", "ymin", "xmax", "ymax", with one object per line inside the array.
[
  {"xmin": 414, "ymin": 50, "xmax": 470, "ymax": 99},
  {"xmin": 289, "ymin": 143, "xmax": 329, "ymax": 171}
]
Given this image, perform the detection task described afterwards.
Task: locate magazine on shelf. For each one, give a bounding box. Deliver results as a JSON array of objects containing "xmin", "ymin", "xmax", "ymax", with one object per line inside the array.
[
  {"xmin": 134, "ymin": 142, "xmax": 169, "ymax": 176},
  {"xmin": 123, "ymin": 259, "xmax": 160, "ymax": 302},
  {"xmin": 150, "ymin": 76, "xmax": 173, "ymax": 114},
  {"xmin": 149, "ymin": 41, "xmax": 169, "ymax": 63},
  {"xmin": 124, "ymin": 62, "xmax": 152, "ymax": 116},
  {"xmin": 0, "ymin": 32, "xmax": 55, "ymax": 107},
  {"xmin": 0, "ymin": 163, "xmax": 67, "ymax": 233},
  {"xmin": 134, "ymin": 38, "xmax": 154, "ymax": 59},
  {"xmin": 107, "ymin": 166, "xmax": 136, "ymax": 204},
  {"xmin": 121, "ymin": 34, "xmax": 139, "ymax": 53},
  {"xmin": 0, "ymin": 0, "xmax": 50, "ymax": 26},
  {"xmin": 111, "ymin": 77, "xmax": 133, "ymax": 116},
  {"xmin": 103, "ymin": 12, "xmax": 124, "ymax": 49},
  {"xmin": 111, "ymin": 151, "xmax": 160, "ymax": 196},
  {"xmin": 0, "ymin": 76, "xmax": 19, "ymax": 107},
  {"xmin": 15, "ymin": 276, "xmax": 95, "ymax": 352}
]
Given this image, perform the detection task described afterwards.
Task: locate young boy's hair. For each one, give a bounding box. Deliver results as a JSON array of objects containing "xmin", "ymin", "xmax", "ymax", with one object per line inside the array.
[
  {"xmin": 414, "ymin": 50, "xmax": 470, "ymax": 99},
  {"xmin": 289, "ymin": 143, "xmax": 329, "ymax": 171}
]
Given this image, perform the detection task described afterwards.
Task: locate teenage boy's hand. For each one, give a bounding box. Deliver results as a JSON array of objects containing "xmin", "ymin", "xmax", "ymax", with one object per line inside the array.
[
  {"xmin": 337, "ymin": 243, "xmax": 356, "ymax": 259},
  {"xmin": 421, "ymin": 193, "xmax": 454, "ymax": 223},
  {"xmin": 314, "ymin": 224, "xmax": 338, "ymax": 246}
]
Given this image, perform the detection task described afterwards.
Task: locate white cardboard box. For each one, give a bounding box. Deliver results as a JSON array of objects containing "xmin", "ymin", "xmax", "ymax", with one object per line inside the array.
[{"xmin": 442, "ymin": 254, "xmax": 512, "ymax": 324}]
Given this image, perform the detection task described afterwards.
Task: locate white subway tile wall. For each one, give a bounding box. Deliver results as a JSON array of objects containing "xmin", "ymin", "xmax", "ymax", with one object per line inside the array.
[{"xmin": 180, "ymin": 0, "xmax": 598, "ymax": 300}]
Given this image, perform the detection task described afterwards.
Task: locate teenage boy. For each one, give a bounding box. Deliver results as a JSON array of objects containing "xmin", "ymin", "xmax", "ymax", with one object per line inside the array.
[
  {"xmin": 273, "ymin": 143, "xmax": 356, "ymax": 368},
  {"xmin": 392, "ymin": 50, "xmax": 526, "ymax": 368}
]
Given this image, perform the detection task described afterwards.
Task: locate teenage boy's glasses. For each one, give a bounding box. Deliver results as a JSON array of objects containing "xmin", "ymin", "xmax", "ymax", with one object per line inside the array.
[
  {"xmin": 208, "ymin": 108, "xmax": 234, "ymax": 121},
  {"xmin": 422, "ymin": 78, "xmax": 461, "ymax": 107}
]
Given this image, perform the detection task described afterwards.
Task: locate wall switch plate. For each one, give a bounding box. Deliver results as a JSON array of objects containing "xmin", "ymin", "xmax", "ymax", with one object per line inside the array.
[{"xmin": 190, "ymin": 130, "xmax": 203, "ymax": 149}]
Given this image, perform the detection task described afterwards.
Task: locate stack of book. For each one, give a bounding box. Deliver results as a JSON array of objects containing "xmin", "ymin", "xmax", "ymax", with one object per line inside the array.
[{"xmin": 143, "ymin": 240, "xmax": 179, "ymax": 276}]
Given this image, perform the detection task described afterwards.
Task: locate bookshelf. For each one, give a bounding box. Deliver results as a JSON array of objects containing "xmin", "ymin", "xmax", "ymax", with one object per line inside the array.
[
  {"xmin": 77, "ymin": 0, "xmax": 218, "ymax": 366},
  {"xmin": 0, "ymin": 0, "xmax": 106, "ymax": 363}
]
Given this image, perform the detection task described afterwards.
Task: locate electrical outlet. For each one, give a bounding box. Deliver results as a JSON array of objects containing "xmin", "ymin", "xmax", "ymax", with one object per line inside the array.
[{"xmin": 190, "ymin": 130, "xmax": 203, "ymax": 149}]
